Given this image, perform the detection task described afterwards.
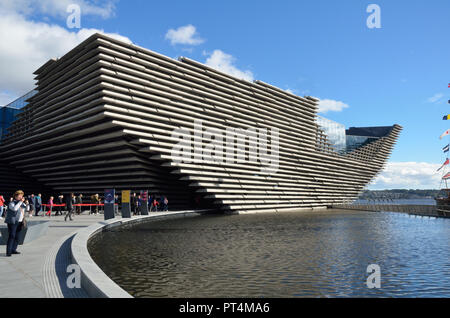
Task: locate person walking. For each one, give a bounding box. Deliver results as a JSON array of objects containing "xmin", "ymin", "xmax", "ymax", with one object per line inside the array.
[
  {"xmin": 0, "ymin": 194, "xmax": 5, "ymax": 219},
  {"xmin": 76, "ymin": 194, "xmax": 83, "ymax": 215},
  {"xmin": 35, "ymin": 193, "xmax": 42, "ymax": 217},
  {"xmin": 147, "ymin": 195, "xmax": 152, "ymax": 212},
  {"xmin": 29, "ymin": 193, "xmax": 36, "ymax": 216},
  {"xmin": 45, "ymin": 196, "xmax": 54, "ymax": 217},
  {"xmin": 131, "ymin": 193, "xmax": 138, "ymax": 216},
  {"xmin": 91, "ymin": 194, "xmax": 100, "ymax": 215},
  {"xmin": 64, "ymin": 193, "xmax": 75, "ymax": 221},
  {"xmin": 94, "ymin": 193, "xmax": 101, "ymax": 215},
  {"xmin": 137, "ymin": 195, "xmax": 142, "ymax": 215},
  {"xmin": 114, "ymin": 194, "xmax": 120, "ymax": 215},
  {"xmin": 4, "ymin": 190, "xmax": 27, "ymax": 257},
  {"xmin": 150, "ymin": 196, "xmax": 159, "ymax": 212},
  {"xmin": 161, "ymin": 195, "xmax": 169, "ymax": 212},
  {"xmin": 55, "ymin": 195, "xmax": 64, "ymax": 216},
  {"xmin": 24, "ymin": 199, "xmax": 31, "ymax": 217}
]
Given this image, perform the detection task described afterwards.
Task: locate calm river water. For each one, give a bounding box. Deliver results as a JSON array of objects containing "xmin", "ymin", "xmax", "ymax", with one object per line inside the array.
[{"xmin": 88, "ymin": 209, "xmax": 450, "ymax": 297}]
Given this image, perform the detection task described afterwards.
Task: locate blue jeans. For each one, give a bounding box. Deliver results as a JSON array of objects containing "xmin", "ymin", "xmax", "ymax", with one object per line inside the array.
[
  {"xmin": 0, "ymin": 206, "xmax": 4, "ymax": 218},
  {"xmin": 6, "ymin": 222, "xmax": 23, "ymax": 255}
]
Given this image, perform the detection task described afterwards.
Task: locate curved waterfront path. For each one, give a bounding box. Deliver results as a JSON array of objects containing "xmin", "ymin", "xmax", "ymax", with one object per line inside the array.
[
  {"xmin": 0, "ymin": 210, "xmax": 211, "ymax": 298},
  {"xmin": 0, "ymin": 214, "xmax": 104, "ymax": 298}
]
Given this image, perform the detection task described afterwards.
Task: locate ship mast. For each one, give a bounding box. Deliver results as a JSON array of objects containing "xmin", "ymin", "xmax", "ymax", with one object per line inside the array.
[{"xmin": 439, "ymin": 83, "xmax": 450, "ymax": 190}]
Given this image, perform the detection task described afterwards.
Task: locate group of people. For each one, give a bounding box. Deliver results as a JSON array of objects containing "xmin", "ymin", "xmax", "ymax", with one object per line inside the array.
[
  {"xmin": 130, "ymin": 193, "xmax": 169, "ymax": 215},
  {"xmin": 0, "ymin": 192, "xmax": 99, "ymax": 222},
  {"xmin": 0, "ymin": 193, "xmax": 84, "ymax": 221},
  {"xmin": 1, "ymin": 191, "xmax": 170, "ymax": 221},
  {"xmin": 2, "ymin": 190, "xmax": 171, "ymax": 257},
  {"xmin": 0, "ymin": 193, "xmax": 44, "ymax": 219},
  {"xmin": 35, "ymin": 193, "xmax": 106, "ymax": 221}
]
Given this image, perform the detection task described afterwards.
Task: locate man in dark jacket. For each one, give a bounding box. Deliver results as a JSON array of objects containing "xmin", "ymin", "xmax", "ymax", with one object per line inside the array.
[
  {"xmin": 64, "ymin": 193, "xmax": 75, "ymax": 221},
  {"xmin": 131, "ymin": 193, "xmax": 138, "ymax": 215},
  {"xmin": 35, "ymin": 193, "xmax": 42, "ymax": 216},
  {"xmin": 55, "ymin": 195, "xmax": 64, "ymax": 216},
  {"xmin": 75, "ymin": 194, "xmax": 83, "ymax": 215}
]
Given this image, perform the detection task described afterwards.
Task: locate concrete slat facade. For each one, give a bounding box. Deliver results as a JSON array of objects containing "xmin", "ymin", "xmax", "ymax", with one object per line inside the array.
[{"xmin": 0, "ymin": 34, "xmax": 402, "ymax": 213}]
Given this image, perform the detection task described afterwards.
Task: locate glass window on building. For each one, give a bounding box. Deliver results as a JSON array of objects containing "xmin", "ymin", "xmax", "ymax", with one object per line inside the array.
[
  {"xmin": 5, "ymin": 89, "xmax": 37, "ymax": 109},
  {"xmin": 345, "ymin": 126, "xmax": 393, "ymax": 153},
  {"xmin": 0, "ymin": 89, "xmax": 37, "ymax": 141},
  {"xmin": 316, "ymin": 117, "xmax": 393, "ymax": 155},
  {"xmin": 0, "ymin": 107, "xmax": 22, "ymax": 140},
  {"xmin": 345, "ymin": 135, "xmax": 379, "ymax": 153},
  {"xmin": 316, "ymin": 116, "xmax": 347, "ymax": 154}
]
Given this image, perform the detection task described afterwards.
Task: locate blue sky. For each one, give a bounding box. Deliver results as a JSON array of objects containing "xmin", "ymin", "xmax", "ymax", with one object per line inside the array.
[{"xmin": 1, "ymin": 0, "xmax": 449, "ymax": 189}]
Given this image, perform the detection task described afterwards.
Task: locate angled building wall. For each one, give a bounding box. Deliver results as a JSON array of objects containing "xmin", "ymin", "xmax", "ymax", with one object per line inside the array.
[{"xmin": 0, "ymin": 33, "xmax": 402, "ymax": 213}]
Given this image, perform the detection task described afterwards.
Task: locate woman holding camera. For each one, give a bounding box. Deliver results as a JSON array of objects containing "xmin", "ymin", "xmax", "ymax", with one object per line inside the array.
[{"xmin": 4, "ymin": 190, "xmax": 27, "ymax": 257}]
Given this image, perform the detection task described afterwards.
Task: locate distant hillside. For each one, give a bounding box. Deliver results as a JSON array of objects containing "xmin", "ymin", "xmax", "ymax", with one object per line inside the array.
[{"xmin": 359, "ymin": 189, "xmax": 441, "ymax": 200}]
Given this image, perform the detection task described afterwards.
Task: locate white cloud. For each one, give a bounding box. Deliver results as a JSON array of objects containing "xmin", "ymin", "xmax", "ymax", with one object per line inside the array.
[
  {"xmin": 285, "ymin": 88, "xmax": 296, "ymax": 95},
  {"xmin": 165, "ymin": 24, "xmax": 204, "ymax": 46},
  {"xmin": 427, "ymin": 93, "xmax": 444, "ymax": 104},
  {"xmin": 369, "ymin": 162, "xmax": 443, "ymax": 190},
  {"xmin": 0, "ymin": 10, "xmax": 131, "ymax": 101},
  {"xmin": 317, "ymin": 98, "xmax": 349, "ymax": 113},
  {"xmin": 204, "ymin": 50, "xmax": 254, "ymax": 82},
  {"xmin": 0, "ymin": 0, "xmax": 116, "ymax": 19}
]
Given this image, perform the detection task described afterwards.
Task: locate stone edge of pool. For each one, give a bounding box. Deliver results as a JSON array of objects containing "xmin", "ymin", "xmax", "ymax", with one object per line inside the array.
[{"xmin": 71, "ymin": 210, "xmax": 212, "ymax": 298}]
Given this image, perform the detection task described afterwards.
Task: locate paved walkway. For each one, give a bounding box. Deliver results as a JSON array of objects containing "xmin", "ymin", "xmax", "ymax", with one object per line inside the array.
[{"xmin": 0, "ymin": 213, "xmax": 105, "ymax": 298}]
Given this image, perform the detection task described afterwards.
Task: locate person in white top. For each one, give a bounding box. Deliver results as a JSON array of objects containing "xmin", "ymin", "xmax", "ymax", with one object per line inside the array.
[{"xmin": 4, "ymin": 190, "xmax": 27, "ymax": 257}]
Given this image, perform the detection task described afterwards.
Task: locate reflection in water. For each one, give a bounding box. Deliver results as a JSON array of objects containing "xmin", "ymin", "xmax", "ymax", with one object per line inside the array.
[{"xmin": 88, "ymin": 210, "xmax": 450, "ymax": 297}]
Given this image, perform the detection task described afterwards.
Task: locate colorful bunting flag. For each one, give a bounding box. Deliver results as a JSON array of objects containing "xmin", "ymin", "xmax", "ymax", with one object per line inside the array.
[
  {"xmin": 440, "ymin": 129, "xmax": 450, "ymax": 139},
  {"xmin": 437, "ymin": 158, "xmax": 450, "ymax": 171},
  {"xmin": 443, "ymin": 115, "xmax": 450, "ymax": 120},
  {"xmin": 444, "ymin": 144, "xmax": 450, "ymax": 153}
]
